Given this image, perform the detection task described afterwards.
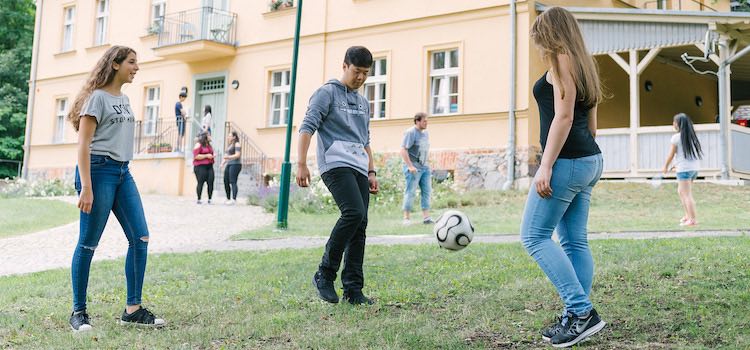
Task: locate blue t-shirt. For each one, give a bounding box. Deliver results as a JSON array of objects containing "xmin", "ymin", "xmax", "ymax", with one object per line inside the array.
[
  {"xmin": 175, "ymin": 101, "xmax": 183, "ymax": 118},
  {"xmin": 402, "ymin": 126, "xmax": 430, "ymax": 168}
]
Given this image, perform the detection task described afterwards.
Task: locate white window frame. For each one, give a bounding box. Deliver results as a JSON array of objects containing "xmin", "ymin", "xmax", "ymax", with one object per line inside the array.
[
  {"xmin": 54, "ymin": 98, "xmax": 68, "ymax": 144},
  {"xmin": 429, "ymin": 48, "xmax": 460, "ymax": 116},
  {"xmin": 362, "ymin": 57, "xmax": 387, "ymax": 119},
  {"xmin": 150, "ymin": 0, "xmax": 166, "ymax": 31},
  {"xmin": 268, "ymin": 70, "xmax": 290, "ymax": 126},
  {"xmin": 62, "ymin": 6, "xmax": 75, "ymax": 52},
  {"xmin": 94, "ymin": 0, "xmax": 109, "ymax": 46},
  {"xmin": 144, "ymin": 86, "xmax": 160, "ymax": 136}
]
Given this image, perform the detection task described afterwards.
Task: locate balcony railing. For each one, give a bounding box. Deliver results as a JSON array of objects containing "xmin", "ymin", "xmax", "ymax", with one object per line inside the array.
[
  {"xmin": 134, "ymin": 117, "xmax": 190, "ymax": 155},
  {"xmin": 156, "ymin": 7, "xmax": 237, "ymax": 48}
]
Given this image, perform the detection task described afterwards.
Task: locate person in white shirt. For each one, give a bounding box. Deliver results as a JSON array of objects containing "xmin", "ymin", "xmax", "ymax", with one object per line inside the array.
[
  {"xmin": 662, "ymin": 113, "xmax": 703, "ymax": 226},
  {"xmin": 201, "ymin": 105, "xmax": 213, "ymax": 135}
]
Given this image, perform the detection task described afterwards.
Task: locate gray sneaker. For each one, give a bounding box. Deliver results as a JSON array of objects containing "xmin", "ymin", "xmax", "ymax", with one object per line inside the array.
[
  {"xmin": 541, "ymin": 315, "xmax": 566, "ymax": 341},
  {"xmin": 550, "ymin": 309, "xmax": 606, "ymax": 348},
  {"xmin": 69, "ymin": 310, "xmax": 92, "ymax": 332}
]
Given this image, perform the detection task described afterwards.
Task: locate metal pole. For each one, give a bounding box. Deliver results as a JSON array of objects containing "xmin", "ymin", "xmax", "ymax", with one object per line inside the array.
[
  {"xmin": 277, "ymin": 0, "xmax": 303, "ymax": 229},
  {"xmin": 503, "ymin": 0, "xmax": 516, "ymax": 190}
]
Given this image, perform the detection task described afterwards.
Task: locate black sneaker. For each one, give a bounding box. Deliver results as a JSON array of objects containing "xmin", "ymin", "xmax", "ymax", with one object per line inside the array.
[
  {"xmin": 541, "ymin": 315, "xmax": 566, "ymax": 341},
  {"xmin": 312, "ymin": 271, "xmax": 339, "ymax": 303},
  {"xmin": 69, "ymin": 310, "xmax": 92, "ymax": 332},
  {"xmin": 119, "ymin": 307, "xmax": 165, "ymax": 327},
  {"xmin": 550, "ymin": 309, "xmax": 606, "ymax": 348},
  {"xmin": 342, "ymin": 291, "xmax": 374, "ymax": 305},
  {"xmin": 423, "ymin": 217, "xmax": 435, "ymax": 224}
]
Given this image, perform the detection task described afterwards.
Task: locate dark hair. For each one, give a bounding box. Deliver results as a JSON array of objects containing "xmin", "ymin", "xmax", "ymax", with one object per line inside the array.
[
  {"xmin": 197, "ymin": 132, "xmax": 211, "ymax": 148},
  {"xmin": 204, "ymin": 105, "xmax": 212, "ymax": 115},
  {"xmin": 674, "ymin": 113, "xmax": 703, "ymax": 160},
  {"xmin": 179, "ymin": 92, "xmax": 187, "ymax": 98},
  {"xmin": 343, "ymin": 46, "xmax": 373, "ymax": 68},
  {"xmin": 414, "ymin": 112, "xmax": 427, "ymax": 124},
  {"xmin": 230, "ymin": 131, "xmax": 239, "ymax": 143}
]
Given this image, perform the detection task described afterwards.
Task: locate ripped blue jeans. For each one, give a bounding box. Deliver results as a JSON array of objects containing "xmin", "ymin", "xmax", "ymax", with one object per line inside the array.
[{"xmin": 73, "ymin": 155, "xmax": 150, "ymax": 312}]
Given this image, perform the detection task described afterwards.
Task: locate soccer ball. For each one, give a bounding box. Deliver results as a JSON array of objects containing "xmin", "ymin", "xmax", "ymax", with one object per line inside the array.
[{"xmin": 433, "ymin": 210, "xmax": 475, "ymax": 251}]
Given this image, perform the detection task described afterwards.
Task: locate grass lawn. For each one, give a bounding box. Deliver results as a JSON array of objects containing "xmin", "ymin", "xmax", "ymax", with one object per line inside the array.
[
  {"xmin": 0, "ymin": 198, "xmax": 78, "ymax": 239},
  {"xmin": 0, "ymin": 237, "xmax": 748, "ymax": 349},
  {"xmin": 234, "ymin": 182, "xmax": 750, "ymax": 240}
]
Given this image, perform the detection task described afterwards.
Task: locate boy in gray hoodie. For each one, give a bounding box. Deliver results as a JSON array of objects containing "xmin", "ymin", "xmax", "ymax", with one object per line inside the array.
[{"xmin": 297, "ymin": 46, "xmax": 379, "ymax": 305}]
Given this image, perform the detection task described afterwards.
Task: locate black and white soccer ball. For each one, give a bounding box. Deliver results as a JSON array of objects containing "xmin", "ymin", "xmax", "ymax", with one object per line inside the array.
[{"xmin": 433, "ymin": 210, "xmax": 475, "ymax": 251}]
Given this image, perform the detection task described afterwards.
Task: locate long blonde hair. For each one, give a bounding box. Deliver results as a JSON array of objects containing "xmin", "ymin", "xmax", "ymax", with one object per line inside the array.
[
  {"xmin": 67, "ymin": 46, "xmax": 136, "ymax": 131},
  {"xmin": 530, "ymin": 7, "xmax": 602, "ymax": 108}
]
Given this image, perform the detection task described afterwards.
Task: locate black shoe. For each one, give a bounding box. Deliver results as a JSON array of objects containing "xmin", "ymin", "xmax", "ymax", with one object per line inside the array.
[
  {"xmin": 312, "ymin": 271, "xmax": 339, "ymax": 303},
  {"xmin": 550, "ymin": 309, "xmax": 606, "ymax": 348},
  {"xmin": 541, "ymin": 315, "xmax": 566, "ymax": 341},
  {"xmin": 342, "ymin": 291, "xmax": 374, "ymax": 305},
  {"xmin": 423, "ymin": 217, "xmax": 435, "ymax": 224},
  {"xmin": 69, "ymin": 310, "xmax": 92, "ymax": 332},
  {"xmin": 119, "ymin": 307, "xmax": 165, "ymax": 327}
]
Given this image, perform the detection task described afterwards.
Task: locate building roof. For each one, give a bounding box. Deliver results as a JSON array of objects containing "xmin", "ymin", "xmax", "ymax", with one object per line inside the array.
[{"xmin": 535, "ymin": 3, "xmax": 750, "ymax": 81}]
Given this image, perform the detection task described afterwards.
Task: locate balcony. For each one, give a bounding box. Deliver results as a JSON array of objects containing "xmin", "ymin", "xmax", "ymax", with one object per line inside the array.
[{"xmin": 153, "ymin": 7, "xmax": 237, "ymax": 62}]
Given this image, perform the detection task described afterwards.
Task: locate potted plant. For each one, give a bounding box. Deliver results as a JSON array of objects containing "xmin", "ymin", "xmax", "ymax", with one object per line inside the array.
[
  {"xmin": 269, "ymin": 0, "xmax": 294, "ymax": 11},
  {"xmin": 146, "ymin": 21, "xmax": 162, "ymax": 36},
  {"xmin": 147, "ymin": 142, "xmax": 173, "ymax": 153}
]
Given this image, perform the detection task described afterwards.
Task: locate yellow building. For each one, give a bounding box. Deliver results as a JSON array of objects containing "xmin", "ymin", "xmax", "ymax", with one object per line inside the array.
[{"xmin": 23, "ymin": 0, "xmax": 750, "ymax": 195}]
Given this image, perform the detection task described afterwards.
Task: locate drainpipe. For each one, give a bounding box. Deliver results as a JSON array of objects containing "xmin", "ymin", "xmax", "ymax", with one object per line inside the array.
[
  {"xmin": 22, "ymin": 0, "xmax": 43, "ymax": 179},
  {"xmin": 502, "ymin": 0, "xmax": 517, "ymax": 191}
]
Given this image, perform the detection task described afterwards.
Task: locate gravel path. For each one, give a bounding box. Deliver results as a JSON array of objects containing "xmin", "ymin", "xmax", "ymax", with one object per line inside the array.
[{"xmin": 1, "ymin": 195, "xmax": 746, "ymax": 277}]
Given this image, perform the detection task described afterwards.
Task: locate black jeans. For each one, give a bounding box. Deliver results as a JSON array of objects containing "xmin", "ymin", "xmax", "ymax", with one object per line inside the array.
[
  {"xmin": 194, "ymin": 164, "xmax": 214, "ymax": 200},
  {"xmin": 319, "ymin": 167, "xmax": 369, "ymax": 294},
  {"xmin": 224, "ymin": 164, "xmax": 242, "ymax": 200}
]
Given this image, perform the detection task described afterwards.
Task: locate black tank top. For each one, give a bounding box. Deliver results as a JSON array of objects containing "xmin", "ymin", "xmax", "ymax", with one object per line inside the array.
[{"xmin": 532, "ymin": 72, "xmax": 601, "ymax": 159}]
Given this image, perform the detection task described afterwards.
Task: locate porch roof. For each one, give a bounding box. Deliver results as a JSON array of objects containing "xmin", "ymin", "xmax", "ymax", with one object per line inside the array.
[{"xmin": 535, "ymin": 3, "xmax": 750, "ymax": 81}]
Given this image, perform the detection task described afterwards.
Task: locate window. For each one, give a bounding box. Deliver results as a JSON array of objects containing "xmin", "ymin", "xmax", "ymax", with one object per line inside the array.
[
  {"xmin": 54, "ymin": 99, "xmax": 68, "ymax": 143},
  {"xmin": 429, "ymin": 49, "xmax": 459, "ymax": 115},
  {"xmin": 62, "ymin": 6, "xmax": 75, "ymax": 52},
  {"xmin": 94, "ymin": 0, "xmax": 109, "ymax": 46},
  {"xmin": 362, "ymin": 58, "xmax": 387, "ymax": 119},
  {"xmin": 150, "ymin": 0, "xmax": 166, "ymax": 32},
  {"xmin": 268, "ymin": 70, "xmax": 290, "ymax": 126},
  {"xmin": 144, "ymin": 86, "xmax": 160, "ymax": 136}
]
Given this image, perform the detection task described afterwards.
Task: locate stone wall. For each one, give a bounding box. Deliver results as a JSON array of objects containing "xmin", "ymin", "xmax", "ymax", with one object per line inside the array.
[{"xmin": 453, "ymin": 147, "xmax": 540, "ymax": 191}]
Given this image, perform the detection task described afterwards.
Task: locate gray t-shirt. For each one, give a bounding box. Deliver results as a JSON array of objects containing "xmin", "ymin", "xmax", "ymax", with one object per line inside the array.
[
  {"xmin": 402, "ymin": 126, "xmax": 429, "ymax": 168},
  {"xmin": 81, "ymin": 89, "xmax": 135, "ymax": 162},
  {"xmin": 226, "ymin": 142, "xmax": 242, "ymax": 166}
]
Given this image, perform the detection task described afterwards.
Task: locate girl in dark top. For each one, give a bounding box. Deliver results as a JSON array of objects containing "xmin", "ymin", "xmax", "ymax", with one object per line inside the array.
[
  {"xmin": 520, "ymin": 7, "xmax": 605, "ymax": 348},
  {"xmin": 67, "ymin": 46, "xmax": 164, "ymax": 332},
  {"xmin": 193, "ymin": 132, "xmax": 215, "ymax": 204},
  {"xmin": 221, "ymin": 131, "xmax": 242, "ymax": 204}
]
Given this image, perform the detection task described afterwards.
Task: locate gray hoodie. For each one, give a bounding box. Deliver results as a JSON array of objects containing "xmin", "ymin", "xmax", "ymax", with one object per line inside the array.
[{"xmin": 299, "ymin": 79, "xmax": 371, "ymax": 177}]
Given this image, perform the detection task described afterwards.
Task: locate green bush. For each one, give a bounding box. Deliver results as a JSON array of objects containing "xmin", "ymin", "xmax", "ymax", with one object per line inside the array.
[
  {"xmin": 0, "ymin": 178, "xmax": 75, "ymax": 198},
  {"xmin": 246, "ymin": 154, "xmax": 518, "ymax": 214}
]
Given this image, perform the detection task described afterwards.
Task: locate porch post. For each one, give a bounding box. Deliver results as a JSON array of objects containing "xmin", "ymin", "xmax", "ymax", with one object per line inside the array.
[
  {"xmin": 629, "ymin": 50, "xmax": 639, "ymax": 177},
  {"xmin": 718, "ymin": 38, "xmax": 731, "ymax": 179}
]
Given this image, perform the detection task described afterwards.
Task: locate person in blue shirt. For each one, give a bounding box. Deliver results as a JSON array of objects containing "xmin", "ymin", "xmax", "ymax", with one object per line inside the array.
[{"xmin": 175, "ymin": 92, "xmax": 187, "ymax": 151}]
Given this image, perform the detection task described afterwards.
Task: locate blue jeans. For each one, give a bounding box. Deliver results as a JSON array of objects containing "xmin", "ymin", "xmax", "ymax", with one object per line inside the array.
[
  {"xmin": 520, "ymin": 153, "xmax": 603, "ymax": 316},
  {"xmin": 402, "ymin": 166, "xmax": 431, "ymax": 212},
  {"xmin": 73, "ymin": 155, "xmax": 150, "ymax": 312}
]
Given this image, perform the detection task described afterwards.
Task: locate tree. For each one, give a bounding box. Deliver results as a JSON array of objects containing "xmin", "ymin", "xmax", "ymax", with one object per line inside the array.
[{"xmin": 0, "ymin": 0, "xmax": 34, "ymax": 178}]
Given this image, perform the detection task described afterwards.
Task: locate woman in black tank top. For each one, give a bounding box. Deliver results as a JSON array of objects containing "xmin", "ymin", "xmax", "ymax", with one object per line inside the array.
[{"xmin": 519, "ymin": 7, "xmax": 606, "ymax": 347}]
